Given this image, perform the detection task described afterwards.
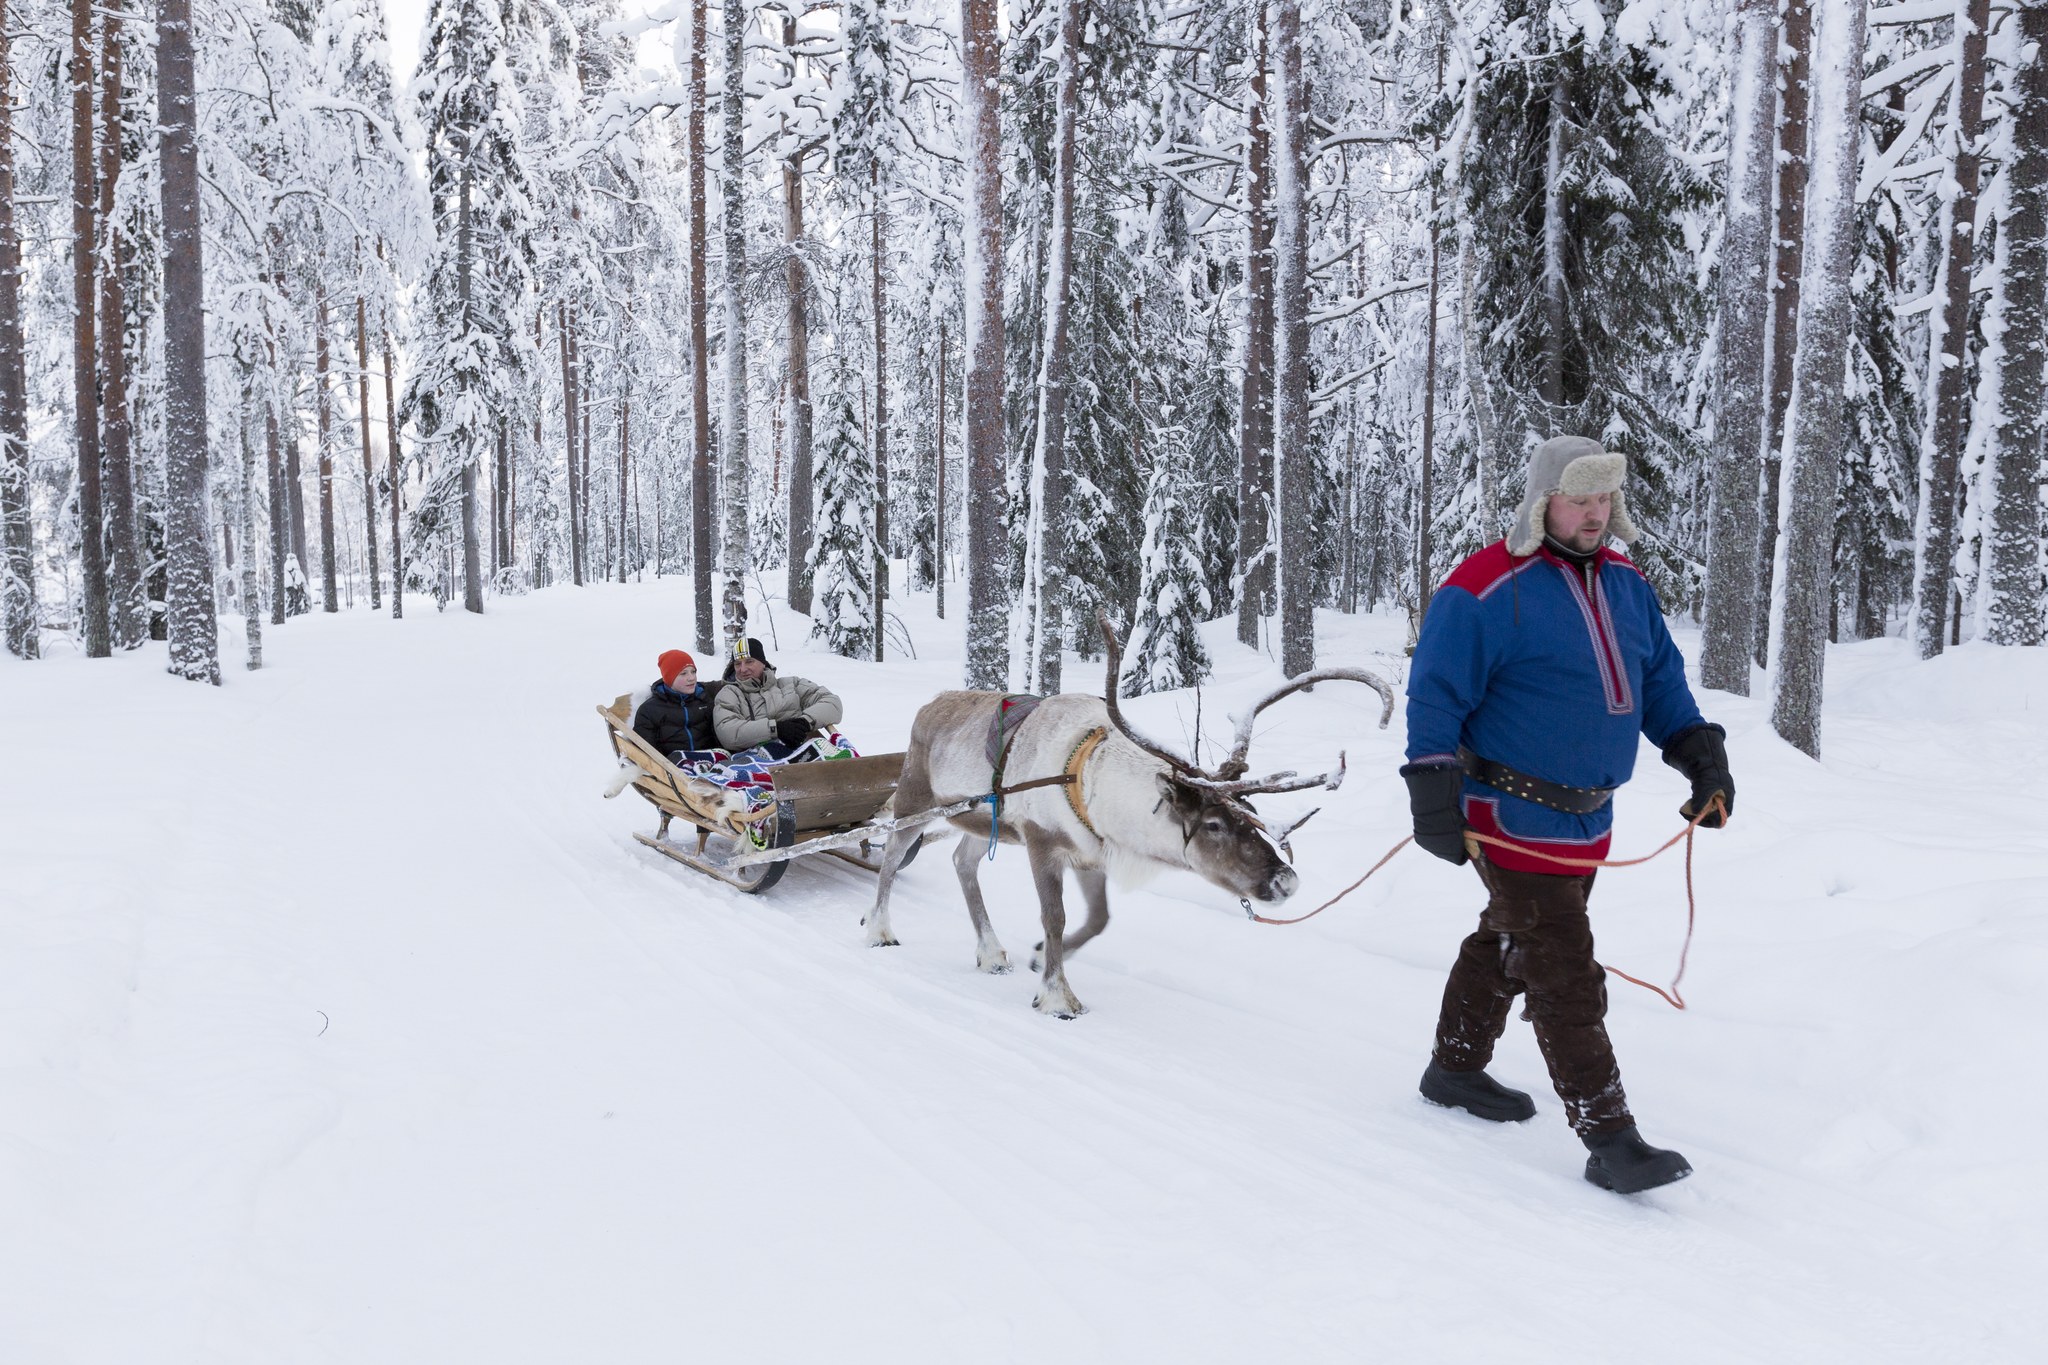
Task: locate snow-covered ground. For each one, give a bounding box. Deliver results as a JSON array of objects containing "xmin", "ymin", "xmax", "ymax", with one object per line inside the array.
[{"xmin": 3, "ymin": 577, "xmax": 2042, "ymax": 1363}]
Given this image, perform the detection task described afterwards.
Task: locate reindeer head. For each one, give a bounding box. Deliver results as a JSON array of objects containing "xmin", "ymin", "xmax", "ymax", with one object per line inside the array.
[{"xmin": 1099, "ymin": 612, "xmax": 1395, "ymax": 905}]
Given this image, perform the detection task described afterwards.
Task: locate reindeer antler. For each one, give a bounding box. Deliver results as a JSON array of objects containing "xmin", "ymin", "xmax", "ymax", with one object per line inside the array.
[
  {"xmin": 1212, "ymin": 668, "xmax": 1397, "ymax": 780},
  {"xmin": 1099, "ymin": 611, "xmax": 1202, "ymax": 776},
  {"xmin": 1099, "ymin": 611, "xmax": 1396, "ymax": 803}
]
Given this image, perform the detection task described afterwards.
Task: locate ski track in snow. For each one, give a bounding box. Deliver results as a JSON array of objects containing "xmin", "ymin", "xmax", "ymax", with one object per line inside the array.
[{"xmin": 2, "ymin": 579, "xmax": 2041, "ymax": 1363}]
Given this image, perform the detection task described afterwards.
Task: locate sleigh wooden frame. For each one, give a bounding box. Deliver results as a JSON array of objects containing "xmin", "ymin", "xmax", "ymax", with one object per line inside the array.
[{"xmin": 598, "ymin": 694, "xmax": 929, "ymax": 894}]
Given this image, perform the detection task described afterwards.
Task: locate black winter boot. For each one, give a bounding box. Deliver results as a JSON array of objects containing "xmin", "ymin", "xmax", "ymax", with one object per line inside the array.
[
  {"xmin": 1419, "ymin": 1061, "xmax": 1537, "ymax": 1122},
  {"xmin": 1582, "ymin": 1126, "xmax": 1692, "ymax": 1193}
]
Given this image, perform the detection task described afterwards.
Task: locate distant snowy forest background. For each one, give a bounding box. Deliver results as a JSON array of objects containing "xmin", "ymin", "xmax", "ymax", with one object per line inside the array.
[{"xmin": 0, "ymin": 0, "xmax": 2043, "ymax": 757}]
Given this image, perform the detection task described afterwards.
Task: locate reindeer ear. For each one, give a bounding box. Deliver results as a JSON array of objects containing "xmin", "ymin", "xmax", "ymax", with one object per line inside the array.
[{"xmin": 1154, "ymin": 772, "xmax": 1195, "ymax": 814}]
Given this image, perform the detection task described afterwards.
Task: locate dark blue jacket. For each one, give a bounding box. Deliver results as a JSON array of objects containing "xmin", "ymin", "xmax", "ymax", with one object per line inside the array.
[{"xmin": 1404, "ymin": 540, "xmax": 1705, "ymax": 871}]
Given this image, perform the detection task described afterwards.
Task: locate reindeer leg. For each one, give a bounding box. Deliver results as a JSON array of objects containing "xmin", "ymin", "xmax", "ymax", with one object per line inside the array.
[
  {"xmin": 952, "ymin": 832, "xmax": 1010, "ymax": 973},
  {"xmin": 1063, "ymin": 868, "xmax": 1112, "ymax": 956},
  {"xmin": 1027, "ymin": 833, "xmax": 1084, "ymax": 1018},
  {"xmin": 864, "ymin": 821, "xmax": 929, "ymax": 948}
]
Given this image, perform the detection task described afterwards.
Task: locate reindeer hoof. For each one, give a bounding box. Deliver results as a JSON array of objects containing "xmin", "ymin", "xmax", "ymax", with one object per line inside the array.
[
  {"xmin": 1032, "ymin": 993, "xmax": 1086, "ymax": 1019},
  {"xmin": 978, "ymin": 952, "xmax": 1012, "ymax": 975}
]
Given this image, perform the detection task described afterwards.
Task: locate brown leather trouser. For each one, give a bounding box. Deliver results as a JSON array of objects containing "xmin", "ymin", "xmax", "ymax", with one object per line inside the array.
[{"xmin": 1432, "ymin": 853, "xmax": 1633, "ymax": 1136}]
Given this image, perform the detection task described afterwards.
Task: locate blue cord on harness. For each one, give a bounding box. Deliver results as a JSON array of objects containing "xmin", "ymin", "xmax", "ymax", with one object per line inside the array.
[{"xmin": 984, "ymin": 792, "xmax": 1001, "ymax": 860}]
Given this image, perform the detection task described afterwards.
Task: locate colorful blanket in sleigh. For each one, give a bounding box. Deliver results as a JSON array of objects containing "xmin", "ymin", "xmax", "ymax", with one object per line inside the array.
[{"xmin": 673, "ymin": 731, "xmax": 861, "ymax": 838}]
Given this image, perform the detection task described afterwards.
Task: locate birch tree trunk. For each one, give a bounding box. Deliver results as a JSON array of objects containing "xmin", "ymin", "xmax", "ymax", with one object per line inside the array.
[
  {"xmin": 690, "ymin": 0, "xmax": 714, "ymax": 644},
  {"xmin": 1757, "ymin": 0, "xmax": 1810, "ymax": 666},
  {"xmin": 457, "ymin": 163, "xmax": 482, "ymax": 616},
  {"xmin": 239, "ymin": 403, "xmax": 262, "ymax": 669},
  {"xmin": 156, "ymin": 0, "xmax": 217, "ymax": 682},
  {"xmin": 315, "ymin": 279, "xmax": 339, "ymax": 612},
  {"xmin": 0, "ymin": 0, "xmax": 36, "ymax": 659},
  {"xmin": 1986, "ymin": 1, "xmax": 2048, "ymax": 647},
  {"xmin": 1417, "ymin": 153, "xmax": 1440, "ymax": 621},
  {"xmin": 719, "ymin": 0, "xmax": 751, "ymax": 649},
  {"xmin": 1911, "ymin": 0, "xmax": 1993, "ymax": 656},
  {"xmin": 1235, "ymin": 2, "xmax": 1272, "ymax": 649},
  {"xmin": 97, "ymin": 15, "xmax": 142, "ymax": 649},
  {"xmin": 871, "ymin": 161, "xmax": 890, "ymax": 662},
  {"xmin": 71, "ymin": 0, "xmax": 110, "ymax": 657},
  {"xmin": 1700, "ymin": 0, "xmax": 1776, "ymax": 695},
  {"xmin": 618, "ymin": 289, "xmax": 632, "ymax": 586},
  {"xmin": 1459, "ymin": 229, "xmax": 1500, "ymax": 539},
  {"xmin": 559, "ymin": 303, "xmax": 583, "ymax": 586},
  {"xmin": 783, "ymin": 11, "xmax": 814, "ymax": 616},
  {"xmin": 1271, "ymin": 0, "xmax": 1314, "ymax": 678},
  {"xmin": 960, "ymin": 0, "xmax": 1007, "ymax": 689},
  {"xmin": 1540, "ymin": 68, "xmax": 1567, "ymax": 427},
  {"xmin": 383, "ymin": 323, "xmax": 402, "ymax": 617},
  {"xmin": 1767, "ymin": 0, "xmax": 1867, "ymax": 758},
  {"xmin": 356, "ymin": 294, "xmax": 380, "ymax": 608},
  {"xmin": 934, "ymin": 320, "xmax": 946, "ymax": 620},
  {"xmin": 1016, "ymin": 0, "xmax": 1078, "ymax": 692}
]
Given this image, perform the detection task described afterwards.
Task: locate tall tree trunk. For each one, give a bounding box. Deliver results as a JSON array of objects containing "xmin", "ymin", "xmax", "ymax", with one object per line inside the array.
[
  {"xmin": 1460, "ymin": 229, "xmax": 1501, "ymax": 539},
  {"xmin": 690, "ymin": 0, "xmax": 714, "ymax": 645},
  {"xmin": 356, "ymin": 293, "xmax": 380, "ymax": 608},
  {"xmin": 1758, "ymin": 0, "xmax": 1811, "ymax": 666},
  {"xmin": 1768, "ymin": 0, "xmax": 1867, "ymax": 757},
  {"xmin": 1271, "ymin": 0, "xmax": 1313, "ymax": 678},
  {"xmin": 935, "ymin": 321, "xmax": 947, "ymax": 619},
  {"xmin": 783, "ymin": 13, "xmax": 814, "ymax": 616},
  {"xmin": 315, "ymin": 280, "xmax": 339, "ymax": 612},
  {"xmin": 71, "ymin": 0, "xmax": 109, "ymax": 657},
  {"xmin": 559, "ymin": 303, "xmax": 583, "ymax": 586},
  {"xmin": 1540, "ymin": 68, "xmax": 1569, "ymax": 427},
  {"xmin": 1235, "ymin": 2, "xmax": 1272, "ymax": 649},
  {"xmin": 383, "ymin": 323, "xmax": 402, "ymax": 617},
  {"xmin": 266, "ymin": 372, "xmax": 285, "ymax": 625},
  {"xmin": 1700, "ymin": 0, "xmax": 1777, "ymax": 695},
  {"xmin": 619, "ymin": 291, "xmax": 632, "ymax": 586},
  {"xmin": 239, "ymin": 399, "xmax": 262, "ymax": 669},
  {"xmin": 719, "ymin": 0, "xmax": 751, "ymax": 648},
  {"xmin": 1016, "ymin": 0, "xmax": 1078, "ymax": 692},
  {"xmin": 285, "ymin": 357, "xmax": 309, "ymax": 613},
  {"xmin": 1987, "ymin": 2, "xmax": 2048, "ymax": 646},
  {"xmin": 497, "ymin": 420, "xmax": 511, "ymax": 575},
  {"xmin": 98, "ymin": 14, "xmax": 142, "ymax": 649},
  {"xmin": 458, "ymin": 163, "xmax": 482, "ymax": 615},
  {"xmin": 156, "ymin": 0, "xmax": 216, "ymax": 682},
  {"xmin": 1417, "ymin": 123, "xmax": 1441, "ymax": 622},
  {"xmin": 0, "ymin": 0, "xmax": 36, "ymax": 660},
  {"xmin": 960, "ymin": 0, "xmax": 1007, "ymax": 688},
  {"xmin": 1911, "ymin": 0, "xmax": 1993, "ymax": 655},
  {"xmin": 872, "ymin": 162, "xmax": 891, "ymax": 663}
]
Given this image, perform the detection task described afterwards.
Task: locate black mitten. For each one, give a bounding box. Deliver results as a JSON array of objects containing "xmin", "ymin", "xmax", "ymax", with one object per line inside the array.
[
  {"xmin": 1663, "ymin": 723, "xmax": 1734, "ymax": 828},
  {"xmin": 1401, "ymin": 762, "xmax": 1469, "ymax": 865},
  {"xmin": 774, "ymin": 716, "xmax": 814, "ymax": 748}
]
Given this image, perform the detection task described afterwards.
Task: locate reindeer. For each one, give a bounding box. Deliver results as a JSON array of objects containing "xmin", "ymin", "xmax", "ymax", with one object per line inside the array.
[{"xmin": 867, "ymin": 619, "xmax": 1394, "ymax": 1016}]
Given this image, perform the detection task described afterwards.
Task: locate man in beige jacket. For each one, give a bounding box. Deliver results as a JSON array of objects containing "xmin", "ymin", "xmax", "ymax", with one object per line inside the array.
[{"xmin": 713, "ymin": 636, "xmax": 845, "ymax": 757}]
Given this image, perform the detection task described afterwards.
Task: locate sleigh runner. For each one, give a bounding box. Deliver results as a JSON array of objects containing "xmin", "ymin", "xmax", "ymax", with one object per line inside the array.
[{"xmin": 599, "ymin": 694, "xmax": 932, "ymax": 893}]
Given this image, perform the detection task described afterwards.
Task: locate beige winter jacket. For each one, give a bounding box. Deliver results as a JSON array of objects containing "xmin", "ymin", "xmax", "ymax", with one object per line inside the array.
[{"xmin": 712, "ymin": 667, "xmax": 845, "ymax": 750}]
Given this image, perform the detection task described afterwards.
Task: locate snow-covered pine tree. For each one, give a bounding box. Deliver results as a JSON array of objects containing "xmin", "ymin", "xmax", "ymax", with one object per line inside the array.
[
  {"xmin": 807, "ymin": 383, "xmax": 878, "ymax": 659},
  {"xmin": 1122, "ymin": 427, "xmax": 1211, "ymax": 696},
  {"xmin": 1454, "ymin": 0, "xmax": 1710, "ymax": 603}
]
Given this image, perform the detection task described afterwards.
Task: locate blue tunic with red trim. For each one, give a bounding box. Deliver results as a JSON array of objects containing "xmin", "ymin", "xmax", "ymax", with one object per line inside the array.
[{"xmin": 1404, "ymin": 540, "xmax": 1705, "ymax": 874}]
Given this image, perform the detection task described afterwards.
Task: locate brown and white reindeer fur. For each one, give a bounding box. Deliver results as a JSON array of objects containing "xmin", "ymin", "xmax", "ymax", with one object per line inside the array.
[{"xmin": 868, "ymin": 691, "xmax": 1301, "ymax": 1018}]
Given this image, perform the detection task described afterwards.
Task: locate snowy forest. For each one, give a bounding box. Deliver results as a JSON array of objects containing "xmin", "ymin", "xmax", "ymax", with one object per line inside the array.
[{"xmin": 2, "ymin": 0, "xmax": 2044, "ymax": 756}]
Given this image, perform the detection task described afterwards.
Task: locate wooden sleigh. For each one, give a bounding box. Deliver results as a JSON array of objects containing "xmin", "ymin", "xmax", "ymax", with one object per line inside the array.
[{"xmin": 598, "ymin": 694, "xmax": 930, "ymax": 894}]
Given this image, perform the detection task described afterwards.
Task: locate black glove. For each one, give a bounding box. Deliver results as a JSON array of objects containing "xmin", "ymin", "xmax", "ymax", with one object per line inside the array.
[
  {"xmin": 1663, "ymin": 723, "xmax": 1734, "ymax": 828},
  {"xmin": 774, "ymin": 716, "xmax": 814, "ymax": 748},
  {"xmin": 1401, "ymin": 762, "xmax": 1469, "ymax": 865}
]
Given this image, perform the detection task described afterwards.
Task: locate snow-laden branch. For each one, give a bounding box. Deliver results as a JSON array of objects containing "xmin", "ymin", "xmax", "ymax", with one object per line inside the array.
[{"xmin": 1310, "ymin": 277, "xmax": 1429, "ymax": 327}]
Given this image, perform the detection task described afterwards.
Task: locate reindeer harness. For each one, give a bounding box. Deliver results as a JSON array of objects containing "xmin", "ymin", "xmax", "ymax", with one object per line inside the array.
[{"xmin": 982, "ymin": 695, "xmax": 1107, "ymax": 856}]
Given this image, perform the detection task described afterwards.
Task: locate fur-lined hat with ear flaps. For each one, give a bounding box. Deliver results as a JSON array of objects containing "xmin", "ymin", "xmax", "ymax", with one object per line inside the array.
[{"xmin": 1507, "ymin": 435, "xmax": 1639, "ymax": 556}]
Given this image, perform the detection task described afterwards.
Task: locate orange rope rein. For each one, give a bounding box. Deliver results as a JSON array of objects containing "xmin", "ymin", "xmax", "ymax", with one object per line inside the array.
[{"xmin": 1249, "ymin": 797, "xmax": 1727, "ymax": 1012}]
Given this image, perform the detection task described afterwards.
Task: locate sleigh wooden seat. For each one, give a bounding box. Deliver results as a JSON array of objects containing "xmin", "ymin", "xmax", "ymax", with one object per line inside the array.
[{"xmin": 598, "ymin": 694, "xmax": 921, "ymax": 893}]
